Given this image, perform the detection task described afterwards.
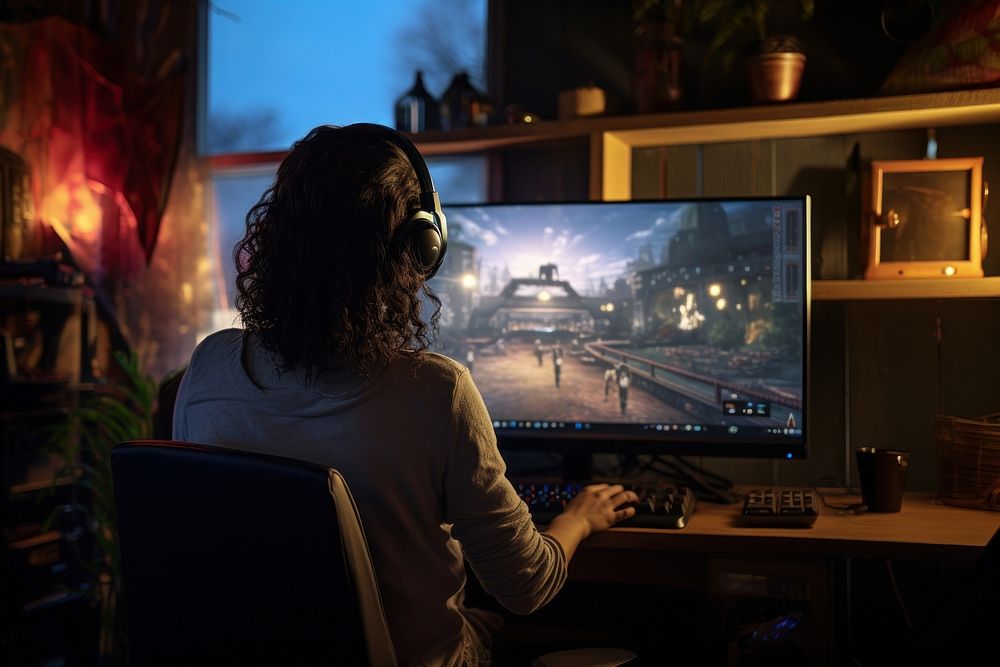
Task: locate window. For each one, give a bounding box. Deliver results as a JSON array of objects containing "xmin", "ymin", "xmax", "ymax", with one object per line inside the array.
[
  {"xmin": 205, "ymin": 156, "xmax": 487, "ymax": 338},
  {"xmin": 200, "ymin": 1, "xmax": 489, "ymax": 339},
  {"xmin": 204, "ymin": 0, "xmax": 487, "ymax": 154}
]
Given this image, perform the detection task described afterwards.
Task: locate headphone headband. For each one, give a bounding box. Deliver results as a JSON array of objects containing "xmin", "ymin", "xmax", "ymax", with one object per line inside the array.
[
  {"xmin": 342, "ymin": 123, "xmax": 448, "ymax": 278},
  {"xmin": 344, "ymin": 123, "xmax": 439, "ymax": 212}
]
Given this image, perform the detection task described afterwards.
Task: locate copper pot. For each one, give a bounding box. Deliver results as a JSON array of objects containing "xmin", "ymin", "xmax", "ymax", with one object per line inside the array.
[{"xmin": 746, "ymin": 52, "xmax": 805, "ymax": 104}]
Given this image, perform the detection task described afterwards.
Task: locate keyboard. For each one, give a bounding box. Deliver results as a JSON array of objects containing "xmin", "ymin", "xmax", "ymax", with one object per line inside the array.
[
  {"xmin": 742, "ymin": 488, "xmax": 819, "ymax": 527},
  {"xmin": 514, "ymin": 481, "xmax": 697, "ymax": 529}
]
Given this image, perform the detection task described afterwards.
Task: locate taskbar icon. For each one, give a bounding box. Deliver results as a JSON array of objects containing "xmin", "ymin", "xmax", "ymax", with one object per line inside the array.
[
  {"xmin": 647, "ymin": 424, "xmax": 708, "ymax": 433},
  {"xmin": 494, "ymin": 421, "xmax": 573, "ymax": 430}
]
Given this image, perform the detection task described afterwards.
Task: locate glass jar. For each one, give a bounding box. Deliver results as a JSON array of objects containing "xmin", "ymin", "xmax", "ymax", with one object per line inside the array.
[
  {"xmin": 394, "ymin": 71, "xmax": 438, "ymax": 133},
  {"xmin": 439, "ymin": 72, "xmax": 480, "ymax": 131}
]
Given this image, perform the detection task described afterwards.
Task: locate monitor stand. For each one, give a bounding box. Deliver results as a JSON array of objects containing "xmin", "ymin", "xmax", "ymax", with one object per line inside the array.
[
  {"xmin": 650, "ymin": 456, "xmax": 737, "ymax": 504},
  {"xmin": 556, "ymin": 452, "xmax": 736, "ymax": 504}
]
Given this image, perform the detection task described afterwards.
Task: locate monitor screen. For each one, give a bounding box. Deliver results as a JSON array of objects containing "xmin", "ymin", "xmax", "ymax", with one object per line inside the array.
[{"xmin": 428, "ymin": 197, "xmax": 810, "ymax": 459}]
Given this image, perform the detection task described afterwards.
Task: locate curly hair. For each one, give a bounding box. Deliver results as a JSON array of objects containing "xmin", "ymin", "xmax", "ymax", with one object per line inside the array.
[{"xmin": 234, "ymin": 124, "xmax": 441, "ymax": 379}]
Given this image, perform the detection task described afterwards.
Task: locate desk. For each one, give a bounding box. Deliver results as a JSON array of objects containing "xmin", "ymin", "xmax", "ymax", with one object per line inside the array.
[
  {"xmin": 575, "ymin": 494, "xmax": 1000, "ymax": 576},
  {"xmin": 560, "ymin": 494, "xmax": 1000, "ymax": 665}
]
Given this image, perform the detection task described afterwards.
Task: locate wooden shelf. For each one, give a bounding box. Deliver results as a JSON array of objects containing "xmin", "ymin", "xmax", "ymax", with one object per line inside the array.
[
  {"xmin": 9, "ymin": 475, "xmax": 79, "ymax": 496},
  {"xmin": 598, "ymin": 88, "xmax": 1000, "ymax": 200},
  {"xmin": 22, "ymin": 590, "xmax": 86, "ymax": 614},
  {"xmin": 812, "ymin": 277, "xmax": 1000, "ymax": 301},
  {"xmin": 9, "ymin": 530, "xmax": 61, "ymax": 550},
  {"xmin": 419, "ymin": 88, "xmax": 1000, "ymax": 154},
  {"xmin": 601, "ymin": 87, "xmax": 1000, "ymax": 149},
  {"xmin": 205, "ymin": 88, "xmax": 1000, "ymax": 168},
  {"xmin": 0, "ymin": 284, "xmax": 87, "ymax": 306}
]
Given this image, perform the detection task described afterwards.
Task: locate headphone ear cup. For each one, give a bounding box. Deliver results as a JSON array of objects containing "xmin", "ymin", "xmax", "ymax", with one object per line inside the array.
[
  {"xmin": 413, "ymin": 223, "xmax": 443, "ymax": 272},
  {"xmin": 400, "ymin": 212, "xmax": 443, "ymax": 276}
]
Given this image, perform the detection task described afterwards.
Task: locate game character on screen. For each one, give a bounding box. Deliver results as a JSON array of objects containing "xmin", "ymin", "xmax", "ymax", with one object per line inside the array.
[
  {"xmin": 603, "ymin": 367, "xmax": 616, "ymax": 401},
  {"xmin": 552, "ymin": 342, "xmax": 564, "ymax": 388},
  {"xmin": 615, "ymin": 362, "xmax": 632, "ymax": 415}
]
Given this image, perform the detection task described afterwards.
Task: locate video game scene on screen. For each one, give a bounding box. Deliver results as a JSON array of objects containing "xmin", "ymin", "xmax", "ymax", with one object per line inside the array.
[{"xmin": 427, "ymin": 200, "xmax": 805, "ymax": 437}]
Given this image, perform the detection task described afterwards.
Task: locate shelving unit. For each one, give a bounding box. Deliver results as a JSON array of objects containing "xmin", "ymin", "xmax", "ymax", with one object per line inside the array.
[
  {"xmin": 1, "ymin": 282, "xmax": 96, "ymax": 665},
  {"xmin": 595, "ymin": 88, "xmax": 1000, "ymax": 201},
  {"xmin": 418, "ymin": 87, "xmax": 1000, "ymax": 302},
  {"xmin": 813, "ymin": 277, "xmax": 1000, "ymax": 301}
]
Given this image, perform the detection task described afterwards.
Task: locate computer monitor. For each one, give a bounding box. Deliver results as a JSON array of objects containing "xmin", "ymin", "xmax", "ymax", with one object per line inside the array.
[{"xmin": 428, "ymin": 197, "xmax": 810, "ymax": 460}]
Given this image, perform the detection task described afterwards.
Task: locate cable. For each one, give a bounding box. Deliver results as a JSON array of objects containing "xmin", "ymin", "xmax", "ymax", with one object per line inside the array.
[
  {"xmin": 813, "ymin": 474, "xmax": 868, "ymax": 514},
  {"xmin": 885, "ymin": 560, "xmax": 914, "ymax": 631},
  {"xmin": 646, "ymin": 455, "xmax": 736, "ymax": 504}
]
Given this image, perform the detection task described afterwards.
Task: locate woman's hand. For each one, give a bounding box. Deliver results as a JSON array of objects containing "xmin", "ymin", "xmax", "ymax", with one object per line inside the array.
[
  {"xmin": 559, "ymin": 483, "xmax": 639, "ymax": 538},
  {"xmin": 543, "ymin": 484, "xmax": 638, "ymax": 562}
]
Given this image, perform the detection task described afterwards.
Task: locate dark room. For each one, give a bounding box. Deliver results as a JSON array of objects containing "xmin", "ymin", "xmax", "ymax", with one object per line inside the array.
[{"xmin": 2, "ymin": 1, "xmax": 1000, "ymax": 665}]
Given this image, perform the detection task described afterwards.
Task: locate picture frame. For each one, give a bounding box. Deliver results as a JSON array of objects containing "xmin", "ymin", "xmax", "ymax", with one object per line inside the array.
[{"xmin": 865, "ymin": 157, "xmax": 987, "ymax": 280}]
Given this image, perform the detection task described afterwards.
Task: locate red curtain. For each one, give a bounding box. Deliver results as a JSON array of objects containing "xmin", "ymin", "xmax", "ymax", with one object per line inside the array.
[{"xmin": 1, "ymin": 16, "xmax": 184, "ymax": 278}]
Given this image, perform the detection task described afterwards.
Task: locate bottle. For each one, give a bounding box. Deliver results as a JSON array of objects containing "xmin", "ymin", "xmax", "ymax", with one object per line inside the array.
[
  {"xmin": 471, "ymin": 88, "xmax": 494, "ymax": 127},
  {"xmin": 394, "ymin": 71, "xmax": 438, "ymax": 133},
  {"xmin": 439, "ymin": 72, "xmax": 479, "ymax": 131}
]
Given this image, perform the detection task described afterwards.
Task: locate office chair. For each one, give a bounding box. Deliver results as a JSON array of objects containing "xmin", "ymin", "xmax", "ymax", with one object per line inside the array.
[
  {"xmin": 112, "ymin": 440, "xmax": 397, "ymax": 666},
  {"xmin": 113, "ymin": 440, "xmax": 635, "ymax": 667}
]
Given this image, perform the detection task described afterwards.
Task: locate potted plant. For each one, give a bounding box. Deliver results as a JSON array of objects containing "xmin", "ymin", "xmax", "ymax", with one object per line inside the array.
[
  {"xmin": 697, "ymin": 0, "xmax": 815, "ymax": 103},
  {"xmin": 46, "ymin": 351, "xmax": 156, "ymax": 665},
  {"xmin": 632, "ymin": 0, "xmax": 698, "ymax": 112}
]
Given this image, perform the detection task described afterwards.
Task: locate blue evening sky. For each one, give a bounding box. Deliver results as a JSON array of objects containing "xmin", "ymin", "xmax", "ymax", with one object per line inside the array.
[
  {"xmin": 208, "ymin": 0, "xmax": 487, "ymax": 151},
  {"xmin": 207, "ymin": 0, "xmax": 489, "ymax": 314}
]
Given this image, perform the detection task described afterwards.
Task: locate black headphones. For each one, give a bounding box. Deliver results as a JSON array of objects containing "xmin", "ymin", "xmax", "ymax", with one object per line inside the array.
[{"xmin": 345, "ymin": 123, "xmax": 448, "ymax": 278}]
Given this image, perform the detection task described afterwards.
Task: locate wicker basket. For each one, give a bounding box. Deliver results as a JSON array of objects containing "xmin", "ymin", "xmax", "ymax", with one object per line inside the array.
[{"xmin": 936, "ymin": 413, "xmax": 1000, "ymax": 510}]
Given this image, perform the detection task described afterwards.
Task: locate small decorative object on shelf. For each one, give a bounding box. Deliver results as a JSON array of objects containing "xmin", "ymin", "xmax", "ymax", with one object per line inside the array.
[
  {"xmin": 471, "ymin": 86, "xmax": 494, "ymax": 127},
  {"xmin": 865, "ymin": 157, "xmax": 988, "ymax": 280},
  {"xmin": 697, "ymin": 0, "xmax": 814, "ymax": 104},
  {"xmin": 880, "ymin": 1, "xmax": 1000, "ymax": 95},
  {"xmin": 394, "ymin": 71, "xmax": 439, "ymax": 133},
  {"xmin": 0, "ymin": 147, "xmax": 35, "ymax": 261},
  {"xmin": 440, "ymin": 72, "xmax": 487, "ymax": 131},
  {"xmin": 503, "ymin": 104, "xmax": 542, "ymax": 125},
  {"xmin": 558, "ymin": 85, "xmax": 607, "ymax": 119},
  {"xmin": 632, "ymin": 3, "xmax": 687, "ymax": 112},
  {"xmin": 746, "ymin": 36, "xmax": 806, "ymax": 104}
]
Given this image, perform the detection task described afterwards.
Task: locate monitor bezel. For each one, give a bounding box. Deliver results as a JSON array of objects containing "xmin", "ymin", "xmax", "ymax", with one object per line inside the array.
[{"xmin": 438, "ymin": 195, "xmax": 812, "ymax": 460}]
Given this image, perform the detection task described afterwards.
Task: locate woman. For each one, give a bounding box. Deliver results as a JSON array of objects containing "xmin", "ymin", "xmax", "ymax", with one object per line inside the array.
[{"xmin": 173, "ymin": 124, "xmax": 637, "ymax": 666}]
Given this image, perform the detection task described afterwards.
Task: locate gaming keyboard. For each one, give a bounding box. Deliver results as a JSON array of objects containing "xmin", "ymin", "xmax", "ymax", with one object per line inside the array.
[
  {"xmin": 741, "ymin": 488, "xmax": 819, "ymax": 527},
  {"xmin": 514, "ymin": 481, "xmax": 697, "ymax": 529}
]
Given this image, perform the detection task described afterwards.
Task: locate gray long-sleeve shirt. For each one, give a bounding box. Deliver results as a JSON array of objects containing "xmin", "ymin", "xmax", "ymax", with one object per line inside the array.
[{"xmin": 173, "ymin": 329, "xmax": 567, "ymax": 666}]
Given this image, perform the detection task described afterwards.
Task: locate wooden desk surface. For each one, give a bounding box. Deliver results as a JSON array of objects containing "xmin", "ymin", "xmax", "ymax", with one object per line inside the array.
[{"xmin": 581, "ymin": 493, "xmax": 1000, "ymax": 565}]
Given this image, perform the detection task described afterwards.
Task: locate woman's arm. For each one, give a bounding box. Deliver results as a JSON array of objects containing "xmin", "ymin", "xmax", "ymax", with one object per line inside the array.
[{"xmin": 442, "ymin": 370, "xmax": 636, "ymax": 614}]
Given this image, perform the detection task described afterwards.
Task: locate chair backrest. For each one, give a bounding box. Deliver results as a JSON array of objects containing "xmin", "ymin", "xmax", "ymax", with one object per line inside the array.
[{"xmin": 112, "ymin": 440, "xmax": 397, "ymax": 667}]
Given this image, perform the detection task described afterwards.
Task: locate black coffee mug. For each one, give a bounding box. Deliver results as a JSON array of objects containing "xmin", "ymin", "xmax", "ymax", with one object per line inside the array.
[{"xmin": 856, "ymin": 447, "xmax": 910, "ymax": 513}]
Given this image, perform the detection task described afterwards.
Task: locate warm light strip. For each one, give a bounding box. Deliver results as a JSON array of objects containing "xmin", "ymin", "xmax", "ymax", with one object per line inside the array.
[
  {"xmin": 606, "ymin": 104, "xmax": 1000, "ymax": 149},
  {"xmin": 812, "ymin": 277, "xmax": 1000, "ymax": 300}
]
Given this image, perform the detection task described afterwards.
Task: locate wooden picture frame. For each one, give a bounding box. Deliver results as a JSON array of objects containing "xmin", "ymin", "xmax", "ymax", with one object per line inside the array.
[{"xmin": 865, "ymin": 157, "xmax": 986, "ymax": 279}]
